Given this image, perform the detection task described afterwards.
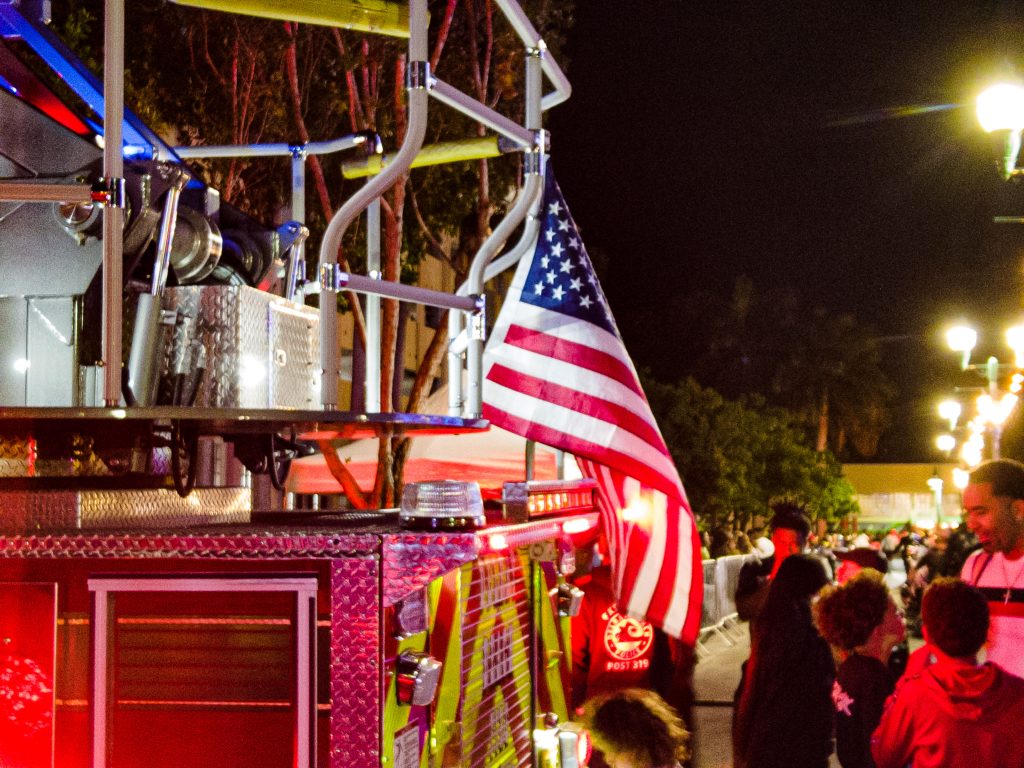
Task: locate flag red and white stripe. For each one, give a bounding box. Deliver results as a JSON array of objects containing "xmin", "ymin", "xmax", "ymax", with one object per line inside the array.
[{"xmin": 482, "ymin": 170, "xmax": 702, "ymax": 643}]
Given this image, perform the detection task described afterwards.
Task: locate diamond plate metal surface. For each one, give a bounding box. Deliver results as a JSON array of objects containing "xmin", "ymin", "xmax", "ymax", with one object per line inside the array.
[
  {"xmin": 0, "ymin": 487, "xmax": 251, "ymax": 532},
  {"xmin": 382, "ymin": 532, "xmax": 480, "ymax": 607},
  {"xmin": 0, "ymin": 435, "xmax": 31, "ymax": 477},
  {"xmin": 330, "ymin": 557, "xmax": 381, "ymax": 768},
  {"xmin": 160, "ymin": 286, "xmax": 318, "ymax": 409},
  {"xmin": 0, "ymin": 527, "xmax": 381, "ymax": 558},
  {"xmin": 0, "ymin": 432, "xmax": 112, "ymax": 478}
]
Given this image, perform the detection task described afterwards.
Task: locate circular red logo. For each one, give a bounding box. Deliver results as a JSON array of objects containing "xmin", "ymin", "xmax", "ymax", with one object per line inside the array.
[{"xmin": 602, "ymin": 611, "xmax": 654, "ymax": 661}]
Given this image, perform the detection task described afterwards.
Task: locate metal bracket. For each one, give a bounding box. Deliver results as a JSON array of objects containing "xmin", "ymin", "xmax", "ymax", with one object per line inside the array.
[
  {"xmin": 470, "ymin": 298, "xmax": 486, "ymax": 341},
  {"xmin": 319, "ymin": 263, "xmax": 349, "ymax": 293},
  {"xmin": 523, "ymin": 148, "xmax": 544, "ymax": 174},
  {"xmin": 406, "ymin": 59, "xmax": 431, "ymax": 90},
  {"xmin": 89, "ymin": 177, "xmax": 127, "ymax": 208}
]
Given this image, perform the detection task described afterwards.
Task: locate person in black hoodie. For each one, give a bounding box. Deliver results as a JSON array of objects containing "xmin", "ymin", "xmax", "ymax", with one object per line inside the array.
[
  {"xmin": 814, "ymin": 570, "xmax": 906, "ymax": 768},
  {"xmin": 732, "ymin": 554, "xmax": 834, "ymax": 768}
]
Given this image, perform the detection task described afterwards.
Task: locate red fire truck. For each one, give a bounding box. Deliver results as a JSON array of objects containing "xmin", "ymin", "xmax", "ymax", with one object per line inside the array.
[{"xmin": 0, "ymin": 0, "xmax": 596, "ymax": 766}]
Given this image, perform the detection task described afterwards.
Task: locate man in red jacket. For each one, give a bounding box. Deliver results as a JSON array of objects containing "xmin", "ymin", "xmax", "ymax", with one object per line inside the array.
[{"xmin": 571, "ymin": 563, "xmax": 659, "ymax": 710}]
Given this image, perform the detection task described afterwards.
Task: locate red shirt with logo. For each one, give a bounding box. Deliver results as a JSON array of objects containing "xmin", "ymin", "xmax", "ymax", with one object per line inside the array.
[{"xmin": 571, "ymin": 566, "xmax": 657, "ymax": 710}]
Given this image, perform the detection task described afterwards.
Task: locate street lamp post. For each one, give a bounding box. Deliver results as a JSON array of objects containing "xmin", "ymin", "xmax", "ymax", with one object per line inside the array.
[
  {"xmin": 927, "ymin": 470, "xmax": 944, "ymax": 528},
  {"xmin": 977, "ymin": 82, "xmax": 1024, "ymax": 180},
  {"xmin": 943, "ymin": 324, "xmax": 1024, "ymax": 461}
]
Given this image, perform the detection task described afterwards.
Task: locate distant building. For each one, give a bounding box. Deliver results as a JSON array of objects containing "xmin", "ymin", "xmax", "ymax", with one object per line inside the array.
[{"xmin": 842, "ymin": 463, "xmax": 962, "ymax": 530}]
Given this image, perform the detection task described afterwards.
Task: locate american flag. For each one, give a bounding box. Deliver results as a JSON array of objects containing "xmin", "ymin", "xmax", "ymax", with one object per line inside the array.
[{"xmin": 482, "ymin": 169, "xmax": 702, "ymax": 643}]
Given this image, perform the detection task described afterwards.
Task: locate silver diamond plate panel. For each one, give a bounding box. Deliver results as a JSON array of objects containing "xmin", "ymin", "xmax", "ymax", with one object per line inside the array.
[
  {"xmin": 330, "ymin": 557, "xmax": 381, "ymax": 768},
  {"xmin": 0, "ymin": 487, "xmax": 251, "ymax": 532},
  {"xmin": 382, "ymin": 533, "xmax": 480, "ymax": 607},
  {"xmin": 160, "ymin": 286, "xmax": 318, "ymax": 409},
  {"xmin": 0, "ymin": 528, "xmax": 381, "ymax": 558}
]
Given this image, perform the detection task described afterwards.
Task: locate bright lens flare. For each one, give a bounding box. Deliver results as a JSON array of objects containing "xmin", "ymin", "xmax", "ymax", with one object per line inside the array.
[
  {"xmin": 946, "ymin": 325, "xmax": 977, "ymax": 354},
  {"xmin": 562, "ymin": 517, "xmax": 595, "ymax": 535},
  {"xmin": 620, "ymin": 495, "xmax": 653, "ymax": 525},
  {"xmin": 938, "ymin": 400, "xmax": 961, "ymax": 429},
  {"xmin": 977, "ymin": 83, "xmax": 1024, "ymax": 132},
  {"xmin": 1007, "ymin": 326, "xmax": 1024, "ymax": 368}
]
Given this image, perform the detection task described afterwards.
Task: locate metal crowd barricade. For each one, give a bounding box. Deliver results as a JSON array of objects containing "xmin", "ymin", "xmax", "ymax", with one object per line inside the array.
[{"xmin": 697, "ymin": 553, "xmax": 760, "ymax": 657}]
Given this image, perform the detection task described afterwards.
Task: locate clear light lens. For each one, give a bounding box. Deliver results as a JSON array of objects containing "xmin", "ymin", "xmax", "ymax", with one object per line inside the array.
[{"xmin": 399, "ymin": 480, "xmax": 485, "ymax": 530}]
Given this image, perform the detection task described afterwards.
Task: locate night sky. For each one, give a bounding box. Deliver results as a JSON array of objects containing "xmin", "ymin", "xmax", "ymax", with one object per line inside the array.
[{"xmin": 546, "ymin": 3, "xmax": 1024, "ymax": 461}]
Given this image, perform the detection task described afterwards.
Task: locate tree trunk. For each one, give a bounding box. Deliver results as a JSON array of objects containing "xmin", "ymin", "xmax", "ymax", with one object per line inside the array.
[{"xmin": 816, "ymin": 388, "xmax": 829, "ymax": 453}]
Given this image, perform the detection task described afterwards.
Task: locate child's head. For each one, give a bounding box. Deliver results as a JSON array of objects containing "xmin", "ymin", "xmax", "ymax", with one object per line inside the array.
[
  {"xmin": 581, "ymin": 688, "xmax": 689, "ymax": 768},
  {"xmin": 921, "ymin": 577, "xmax": 989, "ymax": 659},
  {"xmin": 813, "ymin": 569, "xmax": 893, "ymax": 651}
]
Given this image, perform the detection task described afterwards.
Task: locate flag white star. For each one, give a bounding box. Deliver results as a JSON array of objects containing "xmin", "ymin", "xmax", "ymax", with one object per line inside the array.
[
  {"xmin": 558, "ymin": 218, "xmax": 570, "ymax": 232},
  {"xmin": 569, "ymin": 235, "xmax": 580, "ymax": 250},
  {"xmin": 545, "ymin": 228, "xmax": 556, "ymax": 242},
  {"xmin": 533, "ymin": 281, "xmax": 545, "ymax": 295},
  {"xmin": 548, "ymin": 200, "xmax": 563, "ymax": 216},
  {"xmin": 540, "ymin": 255, "xmax": 550, "ymax": 268},
  {"xmin": 579, "ymin": 295, "xmax": 593, "ymax": 309},
  {"xmin": 552, "ymin": 285, "xmax": 565, "ymax": 301},
  {"xmin": 546, "ymin": 270, "xmax": 557, "ymax": 285},
  {"xmin": 560, "ymin": 258, "xmax": 573, "ymax": 274},
  {"xmin": 570, "ymin": 277, "xmax": 583, "ymax": 291},
  {"xmin": 550, "ymin": 241, "xmax": 564, "ymax": 258}
]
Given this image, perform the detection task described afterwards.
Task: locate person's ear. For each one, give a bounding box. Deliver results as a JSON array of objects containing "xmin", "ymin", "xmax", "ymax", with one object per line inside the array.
[{"xmin": 1012, "ymin": 499, "xmax": 1024, "ymax": 523}]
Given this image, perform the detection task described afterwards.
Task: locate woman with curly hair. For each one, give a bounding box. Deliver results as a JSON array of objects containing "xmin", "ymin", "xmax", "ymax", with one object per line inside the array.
[
  {"xmin": 813, "ymin": 570, "xmax": 905, "ymax": 768},
  {"xmin": 733, "ymin": 554, "xmax": 834, "ymax": 768},
  {"xmin": 582, "ymin": 688, "xmax": 690, "ymax": 768}
]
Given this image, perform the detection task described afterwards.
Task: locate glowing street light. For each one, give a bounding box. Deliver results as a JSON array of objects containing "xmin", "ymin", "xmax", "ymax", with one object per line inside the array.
[
  {"xmin": 935, "ymin": 433, "xmax": 956, "ymax": 453},
  {"xmin": 977, "ymin": 82, "xmax": 1024, "ymax": 180},
  {"xmin": 952, "ymin": 467, "xmax": 970, "ymax": 491},
  {"xmin": 1007, "ymin": 325, "xmax": 1024, "ymax": 368},
  {"xmin": 946, "ymin": 325, "xmax": 977, "ymax": 371},
  {"xmin": 977, "ymin": 83, "xmax": 1024, "ymax": 131},
  {"xmin": 938, "ymin": 399, "xmax": 962, "ymax": 430}
]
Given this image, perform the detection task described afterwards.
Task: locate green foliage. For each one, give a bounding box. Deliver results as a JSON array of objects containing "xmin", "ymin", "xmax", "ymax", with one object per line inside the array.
[{"xmin": 643, "ymin": 372, "xmax": 859, "ymax": 533}]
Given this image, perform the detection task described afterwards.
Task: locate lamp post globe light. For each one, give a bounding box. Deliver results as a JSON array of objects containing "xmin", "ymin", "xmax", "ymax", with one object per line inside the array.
[
  {"xmin": 938, "ymin": 399, "xmax": 962, "ymax": 431},
  {"xmin": 977, "ymin": 82, "xmax": 1024, "ymax": 180}
]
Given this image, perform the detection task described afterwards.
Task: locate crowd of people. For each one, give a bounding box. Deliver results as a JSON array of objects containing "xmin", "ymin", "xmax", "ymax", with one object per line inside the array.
[{"xmin": 572, "ymin": 458, "xmax": 1024, "ymax": 767}]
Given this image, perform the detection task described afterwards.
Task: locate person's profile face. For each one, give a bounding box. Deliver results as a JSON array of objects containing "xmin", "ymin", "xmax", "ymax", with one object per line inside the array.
[
  {"xmin": 881, "ymin": 598, "xmax": 906, "ymax": 649},
  {"xmin": 771, "ymin": 527, "xmax": 803, "ymax": 559}
]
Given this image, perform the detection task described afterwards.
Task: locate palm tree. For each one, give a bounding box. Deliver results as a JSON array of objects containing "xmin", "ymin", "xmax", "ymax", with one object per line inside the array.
[{"xmin": 695, "ymin": 278, "xmax": 895, "ymax": 458}]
